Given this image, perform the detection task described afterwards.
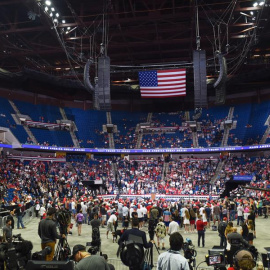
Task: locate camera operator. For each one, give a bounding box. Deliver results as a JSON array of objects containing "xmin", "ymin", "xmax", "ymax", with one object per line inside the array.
[
  {"xmin": 71, "ymin": 244, "xmax": 110, "ymax": 270},
  {"xmin": 227, "ymin": 227, "xmax": 245, "ymax": 247},
  {"xmin": 2, "ymin": 219, "xmax": 13, "ymax": 242},
  {"xmin": 38, "ymin": 207, "xmax": 66, "ymax": 261},
  {"xmin": 232, "ymin": 250, "xmax": 256, "ymax": 270},
  {"xmin": 118, "ymin": 218, "xmax": 154, "ymax": 249},
  {"xmin": 157, "ymin": 232, "xmax": 190, "ymax": 270}
]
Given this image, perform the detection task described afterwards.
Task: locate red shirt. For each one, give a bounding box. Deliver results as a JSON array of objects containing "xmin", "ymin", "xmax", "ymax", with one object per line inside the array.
[{"xmin": 196, "ymin": 220, "xmax": 205, "ymax": 231}]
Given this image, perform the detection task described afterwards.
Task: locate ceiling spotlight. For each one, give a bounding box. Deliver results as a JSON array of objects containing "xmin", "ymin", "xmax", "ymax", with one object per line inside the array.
[
  {"xmin": 49, "ymin": 12, "xmax": 53, "ymax": 17},
  {"xmin": 51, "ymin": 7, "xmax": 55, "ymax": 11},
  {"xmin": 45, "ymin": 0, "xmax": 51, "ymax": 6},
  {"xmin": 56, "ymin": 13, "xmax": 59, "ymax": 17},
  {"xmin": 53, "ymin": 18, "xmax": 58, "ymax": 23},
  {"xmin": 62, "ymin": 20, "xmax": 66, "ymax": 23},
  {"xmin": 67, "ymin": 27, "xmax": 71, "ymax": 30},
  {"xmin": 250, "ymin": 11, "xmax": 254, "ymax": 15},
  {"xmin": 65, "ymin": 31, "xmax": 69, "ymax": 34},
  {"xmin": 45, "ymin": 6, "xmax": 48, "ymax": 11},
  {"xmin": 259, "ymin": 1, "xmax": 265, "ymax": 6},
  {"xmin": 253, "ymin": 2, "xmax": 258, "ymax": 7}
]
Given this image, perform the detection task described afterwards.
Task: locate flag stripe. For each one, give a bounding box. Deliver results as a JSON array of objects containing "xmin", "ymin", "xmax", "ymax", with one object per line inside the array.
[
  {"xmin": 141, "ymin": 93, "xmax": 186, "ymax": 97},
  {"xmin": 138, "ymin": 68, "xmax": 186, "ymax": 98},
  {"xmin": 141, "ymin": 89, "xmax": 186, "ymax": 93},
  {"xmin": 140, "ymin": 85, "xmax": 186, "ymax": 90}
]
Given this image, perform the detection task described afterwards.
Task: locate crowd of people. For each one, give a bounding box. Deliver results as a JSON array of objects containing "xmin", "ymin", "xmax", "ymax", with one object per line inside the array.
[{"xmin": 1, "ymin": 151, "xmax": 270, "ymax": 269}]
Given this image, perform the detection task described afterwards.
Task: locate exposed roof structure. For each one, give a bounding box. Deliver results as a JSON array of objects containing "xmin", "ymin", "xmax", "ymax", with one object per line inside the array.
[{"xmin": 0, "ymin": 0, "xmax": 270, "ymax": 102}]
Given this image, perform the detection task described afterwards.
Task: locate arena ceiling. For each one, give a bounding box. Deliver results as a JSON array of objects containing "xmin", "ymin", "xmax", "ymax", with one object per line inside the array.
[{"xmin": 0, "ymin": 0, "xmax": 270, "ymax": 102}]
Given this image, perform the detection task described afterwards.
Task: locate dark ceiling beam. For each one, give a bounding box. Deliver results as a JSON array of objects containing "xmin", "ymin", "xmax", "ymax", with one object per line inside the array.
[
  {"xmin": 0, "ymin": 0, "xmax": 22, "ymax": 6},
  {"xmin": 0, "ymin": 21, "xmax": 255, "ymax": 36},
  {"xmin": 128, "ymin": 0, "xmax": 136, "ymax": 17}
]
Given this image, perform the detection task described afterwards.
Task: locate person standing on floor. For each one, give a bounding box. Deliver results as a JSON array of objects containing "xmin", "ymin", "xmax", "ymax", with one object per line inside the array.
[
  {"xmin": 196, "ymin": 215, "xmax": 205, "ymax": 248},
  {"xmin": 76, "ymin": 210, "xmax": 84, "ymax": 236},
  {"xmin": 155, "ymin": 217, "xmax": 167, "ymax": 250},
  {"xmin": 14, "ymin": 204, "xmax": 26, "ymax": 229}
]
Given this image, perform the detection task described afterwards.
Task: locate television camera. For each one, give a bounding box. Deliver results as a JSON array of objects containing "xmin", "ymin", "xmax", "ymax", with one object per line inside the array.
[
  {"xmin": 54, "ymin": 209, "xmax": 72, "ymax": 261},
  {"xmin": 0, "ymin": 234, "xmax": 33, "ymax": 270}
]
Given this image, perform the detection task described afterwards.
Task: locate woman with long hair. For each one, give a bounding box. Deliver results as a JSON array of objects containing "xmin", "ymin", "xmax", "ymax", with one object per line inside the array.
[
  {"xmin": 76, "ymin": 210, "xmax": 84, "ymax": 236},
  {"xmin": 183, "ymin": 209, "xmax": 190, "ymax": 233},
  {"xmin": 247, "ymin": 220, "xmax": 255, "ymax": 245},
  {"xmin": 240, "ymin": 222, "xmax": 249, "ymax": 242},
  {"xmin": 189, "ymin": 208, "xmax": 197, "ymax": 233},
  {"xmin": 172, "ymin": 209, "xmax": 181, "ymax": 226}
]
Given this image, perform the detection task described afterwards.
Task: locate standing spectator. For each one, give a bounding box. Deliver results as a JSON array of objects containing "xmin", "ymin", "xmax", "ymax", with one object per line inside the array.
[
  {"xmin": 157, "ymin": 232, "xmax": 189, "ymax": 270},
  {"xmin": 100, "ymin": 203, "xmax": 107, "ymax": 228},
  {"xmin": 189, "ymin": 209, "xmax": 196, "ymax": 233},
  {"xmin": 163, "ymin": 208, "xmax": 171, "ymax": 233},
  {"xmin": 247, "ymin": 220, "xmax": 254, "ymax": 245},
  {"xmin": 122, "ymin": 204, "xmax": 129, "ymax": 228},
  {"xmin": 247, "ymin": 210, "xmax": 256, "ymax": 238},
  {"xmin": 240, "ymin": 223, "xmax": 249, "ymax": 242},
  {"xmin": 76, "ymin": 210, "xmax": 84, "ymax": 236},
  {"xmin": 196, "ymin": 215, "xmax": 205, "ymax": 248},
  {"xmin": 237, "ymin": 203, "xmax": 244, "ymax": 226},
  {"xmin": 213, "ymin": 203, "xmax": 221, "ymax": 226},
  {"xmin": 81, "ymin": 203, "xmax": 88, "ymax": 224},
  {"xmin": 183, "ymin": 210, "xmax": 190, "ymax": 233},
  {"xmin": 2, "ymin": 219, "xmax": 13, "ymax": 241},
  {"xmin": 39, "ymin": 204, "xmax": 46, "ymax": 220},
  {"xmin": 218, "ymin": 217, "xmax": 228, "ymax": 248},
  {"xmin": 172, "ymin": 209, "xmax": 181, "ymax": 227},
  {"xmin": 168, "ymin": 217, "xmax": 180, "ymax": 235},
  {"xmin": 14, "ymin": 204, "xmax": 26, "ymax": 229},
  {"xmin": 106, "ymin": 212, "xmax": 117, "ymax": 239},
  {"xmin": 243, "ymin": 205, "xmax": 250, "ymax": 221},
  {"xmin": 38, "ymin": 208, "xmax": 66, "ymax": 261},
  {"xmin": 155, "ymin": 217, "xmax": 166, "ymax": 250},
  {"xmin": 35, "ymin": 201, "xmax": 41, "ymax": 218},
  {"xmin": 229, "ymin": 200, "xmax": 236, "ymax": 221}
]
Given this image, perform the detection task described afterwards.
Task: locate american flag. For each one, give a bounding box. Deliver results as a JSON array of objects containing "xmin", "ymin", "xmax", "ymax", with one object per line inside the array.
[{"xmin": 138, "ymin": 68, "xmax": 186, "ymax": 98}]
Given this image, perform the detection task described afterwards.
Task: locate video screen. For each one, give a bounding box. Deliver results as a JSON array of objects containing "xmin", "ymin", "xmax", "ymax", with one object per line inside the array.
[{"xmin": 209, "ymin": 255, "xmax": 222, "ymax": 265}]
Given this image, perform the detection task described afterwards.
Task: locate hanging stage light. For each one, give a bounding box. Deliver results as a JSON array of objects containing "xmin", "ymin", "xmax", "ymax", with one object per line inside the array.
[
  {"xmin": 56, "ymin": 13, "xmax": 59, "ymax": 17},
  {"xmin": 49, "ymin": 12, "xmax": 53, "ymax": 17},
  {"xmin": 62, "ymin": 20, "xmax": 66, "ymax": 23},
  {"xmin": 44, "ymin": 6, "xmax": 48, "ymax": 12},
  {"xmin": 45, "ymin": 0, "xmax": 51, "ymax": 6},
  {"xmin": 51, "ymin": 7, "xmax": 55, "ymax": 11},
  {"xmin": 253, "ymin": 2, "xmax": 258, "ymax": 7},
  {"xmin": 259, "ymin": 1, "xmax": 265, "ymax": 6}
]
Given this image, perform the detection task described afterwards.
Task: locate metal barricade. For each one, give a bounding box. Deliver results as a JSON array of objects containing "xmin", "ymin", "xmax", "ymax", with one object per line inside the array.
[
  {"xmin": 13, "ymin": 206, "xmax": 35, "ymax": 226},
  {"xmin": 22, "ymin": 206, "xmax": 34, "ymax": 224}
]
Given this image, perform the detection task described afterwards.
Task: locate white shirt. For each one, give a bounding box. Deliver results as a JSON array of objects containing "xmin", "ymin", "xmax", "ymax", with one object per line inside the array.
[
  {"xmin": 108, "ymin": 214, "xmax": 117, "ymax": 224},
  {"xmin": 168, "ymin": 221, "xmax": 180, "ymax": 235},
  {"xmin": 39, "ymin": 206, "xmax": 46, "ymax": 216},
  {"xmin": 137, "ymin": 208, "xmax": 144, "ymax": 218},
  {"xmin": 157, "ymin": 251, "xmax": 190, "ymax": 270},
  {"xmin": 123, "ymin": 206, "xmax": 129, "ymax": 217},
  {"xmin": 71, "ymin": 201, "xmax": 76, "ymax": 210}
]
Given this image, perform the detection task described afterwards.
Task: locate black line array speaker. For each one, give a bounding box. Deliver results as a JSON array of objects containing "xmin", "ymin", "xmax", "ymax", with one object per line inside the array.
[
  {"xmin": 193, "ymin": 50, "xmax": 208, "ymax": 108},
  {"xmin": 98, "ymin": 56, "xmax": 111, "ymax": 111},
  {"xmin": 214, "ymin": 53, "xmax": 227, "ymax": 105}
]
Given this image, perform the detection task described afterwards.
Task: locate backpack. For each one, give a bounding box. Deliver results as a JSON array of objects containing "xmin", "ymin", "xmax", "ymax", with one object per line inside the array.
[{"xmin": 218, "ymin": 222, "xmax": 227, "ymax": 235}]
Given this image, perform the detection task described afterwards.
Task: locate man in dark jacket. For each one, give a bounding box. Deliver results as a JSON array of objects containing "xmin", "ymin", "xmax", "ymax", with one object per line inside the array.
[
  {"xmin": 118, "ymin": 218, "xmax": 153, "ymax": 249},
  {"xmin": 38, "ymin": 207, "xmax": 66, "ymax": 261}
]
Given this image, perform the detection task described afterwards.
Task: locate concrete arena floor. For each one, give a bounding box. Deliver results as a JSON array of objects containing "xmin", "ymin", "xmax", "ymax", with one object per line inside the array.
[{"xmin": 15, "ymin": 215, "xmax": 270, "ymax": 269}]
